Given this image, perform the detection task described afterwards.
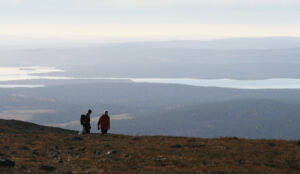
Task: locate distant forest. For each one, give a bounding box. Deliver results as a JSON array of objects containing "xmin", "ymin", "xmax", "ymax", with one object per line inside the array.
[{"xmin": 1, "ymin": 80, "xmax": 300, "ymax": 139}]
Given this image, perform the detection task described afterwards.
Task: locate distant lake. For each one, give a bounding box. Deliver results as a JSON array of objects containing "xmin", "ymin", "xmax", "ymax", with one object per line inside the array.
[
  {"xmin": 0, "ymin": 85, "xmax": 45, "ymax": 88},
  {"xmin": 129, "ymin": 78, "xmax": 300, "ymax": 89},
  {"xmin": 0, "ymin": 66, "xmax": 72, "ymax": 88},
  {"xmin": 0, "ymin": 66, "xmax": 71, "ymax": 81},
  {"xmin": 2, "ymin": 66, "xmax": 300, "ymax": 89}
]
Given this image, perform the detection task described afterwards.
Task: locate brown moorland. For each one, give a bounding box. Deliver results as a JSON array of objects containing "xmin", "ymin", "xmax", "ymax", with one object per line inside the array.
[{"xmin": 1, "ymin": 119, "xmax": 300, "ymax": 174}]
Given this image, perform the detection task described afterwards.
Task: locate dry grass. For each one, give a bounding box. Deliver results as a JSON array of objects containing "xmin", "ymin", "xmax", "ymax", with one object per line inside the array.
[{"xmin": 1, "ymin": 133, "xmax": 300, "ymax": 174}]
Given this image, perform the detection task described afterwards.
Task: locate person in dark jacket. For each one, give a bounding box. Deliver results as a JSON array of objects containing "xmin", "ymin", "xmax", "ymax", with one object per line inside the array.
[
  {"xmin": 98, "ymin": 111, "xmax": 110, "ymax": 134},
  {"xmin": 80, "ymin": 114, "xmax": 86, "ymax": 133},
  {"xmin": 80, "ymin": 109, "xmax": 92, "ymax": 134},
  {"xmin": 85, "ymin": 109, "xmax": 92, "ymax": 134}
]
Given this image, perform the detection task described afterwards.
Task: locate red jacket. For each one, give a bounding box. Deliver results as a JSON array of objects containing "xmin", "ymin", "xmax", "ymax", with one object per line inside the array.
[{"xmin": 98, "ymin": 114, "xmax": 110, "ymax": 130}]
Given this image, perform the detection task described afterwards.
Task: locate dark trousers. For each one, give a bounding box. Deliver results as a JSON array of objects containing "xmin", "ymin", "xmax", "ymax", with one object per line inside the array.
[
  {"xmin": 101, "ymin": 129, "xmax": 108, "ymax": 134},
  {"xmin": 84, "ymin": 125, "xmax": 91, "ymax": 134}
]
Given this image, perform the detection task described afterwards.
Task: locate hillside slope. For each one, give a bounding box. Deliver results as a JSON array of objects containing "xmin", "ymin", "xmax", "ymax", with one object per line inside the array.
[
  {"xmin": 0, "ymin": 119, "xmax": 75, "ymax": 134},
  {"xmin": 1, "ymin": 119, "xmax": 300, "ymax": 174}
]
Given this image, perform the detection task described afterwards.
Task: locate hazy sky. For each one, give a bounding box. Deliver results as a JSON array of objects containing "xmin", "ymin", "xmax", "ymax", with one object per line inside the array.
[{"xmin": 1, "ymin": 0, "xmax": 300, "ymax": 43}]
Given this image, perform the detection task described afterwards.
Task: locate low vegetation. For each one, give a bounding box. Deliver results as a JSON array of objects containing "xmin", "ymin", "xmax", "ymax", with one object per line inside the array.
[{"xmin": 1, "ymin": 120, "xmax": 300, "ymax": 174}]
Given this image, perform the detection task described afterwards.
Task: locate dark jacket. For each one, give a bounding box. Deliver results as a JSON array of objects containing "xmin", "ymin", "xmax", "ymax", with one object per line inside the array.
[{"xmin": 80, "ymin": 114, "xmax": 91, "ymax": 129}]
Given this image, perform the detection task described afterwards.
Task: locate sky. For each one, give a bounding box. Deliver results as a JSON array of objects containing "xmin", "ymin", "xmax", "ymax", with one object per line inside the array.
[{"xmin": 1, "ymin": 0, "xmax": 300, "ymax": 44}]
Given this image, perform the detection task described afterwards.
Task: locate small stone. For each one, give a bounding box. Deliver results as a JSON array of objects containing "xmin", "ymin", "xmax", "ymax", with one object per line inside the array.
[
  {"xmin": 81, "ymin": 148, "xmax": 86, "ymax": 152},
  {"xmin": 186, "ymin": 144, "xmax": 205, "ymax": 148},
  {"xmin": 0, "ymin": 159, "xmax": 15, "ymax": 167},
  {"xmin": 131, "ymin": 137, "xmax": 140, "ymax": 140},
  {"xmin": 58, "ymin": 158, "xmax": 63, "ymax": 163},
  {"xmin": 86, "ymin": 171, "xmax": 97, "ymax": 174},
  {"xmin": 187, "ymin": 138, "xmax": 196, "ymax": 143},
  {"xmin": 106, "ymin": 150, "xmax": 117, "ymax": 155},
  {"xmin": 54, "ymin": 145, "xmax": 59, "ymax": 150},
  {"xmin": 20, "ymin": 146, "xmax": 29, "ymax": 150},
  {"xmin": 40, "ymin": 165, "xmax": 56, "ymax": 172},
  {"xmin": 170, "ymin": 144, "xmax": 182, "ymax": 148},
  {"xmin": 155, "ymin": 156, "xmax": 168, "ymax": 162},
  {"xmin": 32, "ymin": 151, "xmax": 39, "ymax": 156},
  {"xmin": 50, "ymin": 152, "xmax": 59, "ymax": 158},
  {"xmin": 10, "ymin": 151, "xmax": 17, "ymax": 155},
  {"xmin": 268, "ymin": 142, "xmax": 276, "ymax": 147},
  {"xmin": 94, "ymin": 151, "xmax": 101, "ymax": 155},
  {"xmin": 19, "ymin": 165, "xmax": 26, "ymax": 170},
  {"xmin": 71, "ymin": 137, "xmax": 83, "ymax": 141}
]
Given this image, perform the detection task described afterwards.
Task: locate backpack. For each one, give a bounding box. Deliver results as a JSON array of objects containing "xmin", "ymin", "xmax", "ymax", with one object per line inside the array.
[{"xmin": 80, "ymin": 114, "xmax": 86, "ymax": 125}]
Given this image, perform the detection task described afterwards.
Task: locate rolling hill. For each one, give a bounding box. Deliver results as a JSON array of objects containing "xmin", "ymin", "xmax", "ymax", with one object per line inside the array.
[{"xmin": 1, "ymin": 119, "xmax": 300, "ymax": 174}]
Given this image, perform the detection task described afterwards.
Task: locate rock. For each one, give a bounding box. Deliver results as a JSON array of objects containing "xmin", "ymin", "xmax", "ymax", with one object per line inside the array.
[
  {"xmin": 94, "ymin": 151, "xmax": 101, "ymax": 155},
  {"xmin": 131, "ymin": 137, "xmax": 140, "ymax": 140},
  {"xmin": 10, "ymin": 151, "xmax": 17, "ymax": 155},
  {"xmin": 19, "ymin": 165, "xmax": 27, "ymax": 170},
  {"xmin": 155, "ymin": 156, "xmax": 168, "ymax": 162},
  {"xmin": 106, "ymin": 150, "xmax": 117, "ymax": 155},
  {"xmin": 187, "ymin": 138, "xmax": 196, "ymax": 143},
  {"xmin": 32, "ymin": 151, "xmax": 40, "ymax": 156},
  {"xmin": 0, "ymin": 159, "xmax": 15, "ymax": 167},
  {"xmin": 50, "ymin": 152, "xmax": 59, "ymax": 158},
  {"xmin": 297, "ymin": 140, "xmax": 300, "ymax": 146},
  {"xmin": 80, "ymin": 147, "xmax": 86, "ymax": 152},
  {"xmin": 170, "ymin": 144, "xmax": 182, "ymax": 148},
  {"xmin": 40, "ymin": 165, "xmax": 56, "ymax": 172},
  {"xmin": 58, "ymin": 157, "xmax": 63, "ymax": 163},
  {"xmin": 71, "ymin": 136, "xmax": 83, "ymax": 141},
  {"xmin": 155, "ymin": 156, "xmax": 169, "ymax": 166},
  {"xmin": 4, "ymin": 146, "xmax": 9, "ymax": 150},
  {"xmin": 20, "ymin": 146, "xmax": 29, "ymax": 150},
  {"xmin": 185, "ymin": 144, "xmax": 205, "ymax": 148},
  {"xmin": 268, "ymin": 142, "xmax": 276, "ymax": 147},
  {"xmin": 224, "ymin": 146, "xmax": 230, "ymax": 150},
  {"xmin": 54, "ymin": 145, "xmax": 59, "ymax": 150}
]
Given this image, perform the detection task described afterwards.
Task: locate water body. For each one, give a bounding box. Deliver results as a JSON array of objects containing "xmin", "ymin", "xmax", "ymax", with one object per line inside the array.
[
  {"xmin": 1, "ymin": 66, "xmax": 300, "ymax": 89},
  {"xmin": 86, "ymin": 77, "xmax": 300, "ymax": 89},
  {"xmin": 0, "ymin": 66, "xmax": 72, "ymax": 88},
  {"xmin": 0, "ymin": 85, "xmax": 45, "ymax": 88},
  {"xmin": 130, "ymin": 78, "xmax": 300, "ymax": 89},
  {"xmin": 0, "ymin": 66, "xmax": 72, "ymax": 81}
]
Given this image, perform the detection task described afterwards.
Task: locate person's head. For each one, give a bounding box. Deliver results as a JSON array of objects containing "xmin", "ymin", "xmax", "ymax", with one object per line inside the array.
[
  {"xmin": 104, "ymin": 111, "xmax": 108, "ymax": 115},
  {"xmin": 88, "ymin": 109, "xmax": 92, "ymax": 114}
]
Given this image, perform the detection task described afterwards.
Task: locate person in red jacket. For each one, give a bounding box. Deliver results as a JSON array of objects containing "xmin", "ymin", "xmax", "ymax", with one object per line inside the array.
[{"xmin": 98, "ymin": 111, "xmax": 110, "ymax": 134}]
